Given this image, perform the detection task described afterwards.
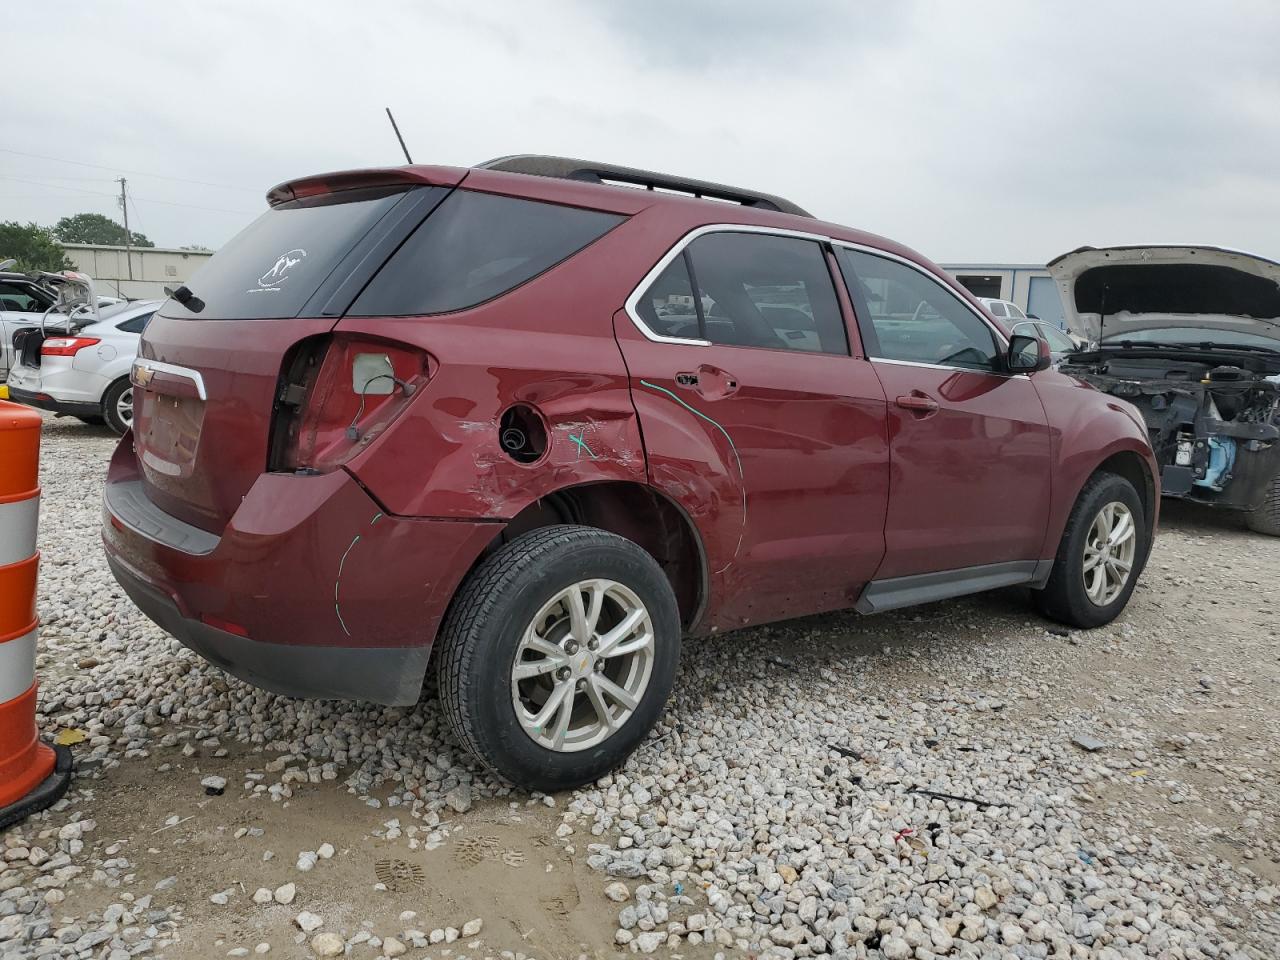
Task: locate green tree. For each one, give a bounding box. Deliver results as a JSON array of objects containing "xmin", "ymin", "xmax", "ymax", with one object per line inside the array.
[
  {"xmin": 0, "ymin": 221, "xmax": 73, "ymax": 272},
  {"xmin": 53, "ymin": 212, "xmax": 154, "ymax": 248}
]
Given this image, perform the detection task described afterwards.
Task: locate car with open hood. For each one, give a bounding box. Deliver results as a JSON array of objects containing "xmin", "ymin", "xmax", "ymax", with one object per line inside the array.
[{"xmin": 1050, "ymin": 245, "xmax": 1280, "ymax": 534}]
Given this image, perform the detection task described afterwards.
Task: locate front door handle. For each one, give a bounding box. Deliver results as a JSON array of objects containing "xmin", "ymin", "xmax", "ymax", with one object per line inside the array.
[
  {"xmin": 675, "ymin": 372, "xmax": 699, "ymax": 388},
  {"xmin": 896, "ymin": 392, "xmax": 939, "ymax": 415}
]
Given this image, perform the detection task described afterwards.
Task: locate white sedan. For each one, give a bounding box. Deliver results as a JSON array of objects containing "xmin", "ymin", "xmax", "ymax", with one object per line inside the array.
[{"xmin": 6, "ymin": 300, "xmax": 160, "ymax": 434}]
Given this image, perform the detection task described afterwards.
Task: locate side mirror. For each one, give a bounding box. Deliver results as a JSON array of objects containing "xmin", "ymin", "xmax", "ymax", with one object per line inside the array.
[{"xmin": 1007, "ymin": 323, "xmax": 1051, "ymax": 372}]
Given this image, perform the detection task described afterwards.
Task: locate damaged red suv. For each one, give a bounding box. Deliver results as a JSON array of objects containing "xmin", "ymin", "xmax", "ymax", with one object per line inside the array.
[{"xmin": 103, "ymin": 156, "xmax": 1158, "ymax": 790}]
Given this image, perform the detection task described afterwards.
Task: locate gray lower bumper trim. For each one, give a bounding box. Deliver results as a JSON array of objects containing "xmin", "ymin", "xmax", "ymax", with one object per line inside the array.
[
  {"xmin": 856, "ymin": 559, "xmax": 1053, "ymax": 614},
  {"xmin": 107, "ymin": 555, "xmax": 428, "ymax": 706},
  {"xmin": 104, "ymin": 479, "xmax": 220, "ymax": 555}
]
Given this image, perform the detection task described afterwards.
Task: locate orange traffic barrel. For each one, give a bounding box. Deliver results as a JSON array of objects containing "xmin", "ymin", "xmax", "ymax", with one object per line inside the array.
[{"xmin": 0, "ymin": 402, "xmax": 71, "ymax": 830}]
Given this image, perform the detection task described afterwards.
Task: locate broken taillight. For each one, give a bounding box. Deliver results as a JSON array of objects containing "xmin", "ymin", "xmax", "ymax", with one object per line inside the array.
[
  {"xmin": 41, "ymin": 336, "xmax": 101, "ymax": 356},
  {"xmin": 269, "ymin": 335, "xmax": 430, "ymax": 474}
]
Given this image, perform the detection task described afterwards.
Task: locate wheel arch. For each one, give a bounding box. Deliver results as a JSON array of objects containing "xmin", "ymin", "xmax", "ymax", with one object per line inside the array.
[
  {"xmin": 1070, "ymin": 447, "xmax": 1158, "ymax": 575},
  {"xmin": 483, "ymin": 480, "xmax": 708, "ymax": 633}
]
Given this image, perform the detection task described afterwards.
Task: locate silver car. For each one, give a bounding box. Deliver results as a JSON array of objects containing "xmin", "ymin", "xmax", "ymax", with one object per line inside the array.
[{"xmin": 6, "ymin": 299, "xmax": 160, "ymax": 433}]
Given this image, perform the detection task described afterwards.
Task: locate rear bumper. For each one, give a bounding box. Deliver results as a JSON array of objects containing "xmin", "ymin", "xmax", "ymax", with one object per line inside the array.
[
  {"xmin": 106, "ymin": 553, "xmax": 431, "ymax": 704},
  {"xmin": 101, "ymin": 439, "xmax": 502, "ymax": 705},
  {"xmin": 6, "ymin": 386, "xmax": 100, "ymax": 418}
]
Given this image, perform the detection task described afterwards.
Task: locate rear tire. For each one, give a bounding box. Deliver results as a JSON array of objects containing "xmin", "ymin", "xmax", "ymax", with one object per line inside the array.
[
  {"xmin": 435, "ymin": 525, "xmax": 681, "ymax": 792},
  {"xmin": 102, "ymin": 378, "xmax": 133, "ymax": 435},
  {"xmin": 1034, "ymin": 472, "xmax": 1147, "ymax": 629},
  {"xmin": 1245, "ymin": 473, "xmax": 1280, "ymax": 536}
]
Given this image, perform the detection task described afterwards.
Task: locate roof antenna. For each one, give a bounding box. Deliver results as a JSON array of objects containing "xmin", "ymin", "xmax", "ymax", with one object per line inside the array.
[{"xmin": 385, "ymin": 107, "xmax": 413, "ymax": 164}]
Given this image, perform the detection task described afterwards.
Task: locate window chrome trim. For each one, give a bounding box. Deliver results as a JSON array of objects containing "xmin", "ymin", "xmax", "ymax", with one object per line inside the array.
[
  {"xmin": 131, "ymin": 358, "xmax": 208, "ymax": 400},
  {"xmin": 871, "ymin": 357, "xmax": 1029, "ymax": 380},
  {"xmin": 623, "ymin": 223, "xmax": 837, "ymax": 346},
  {"xmin": 833, "ymin": 241, "xmax": 1011, "ymax": 349}
]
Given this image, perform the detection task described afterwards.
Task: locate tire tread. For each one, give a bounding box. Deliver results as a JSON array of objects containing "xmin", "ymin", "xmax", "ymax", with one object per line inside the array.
[
  {"xmin": 435, "ymin": 524, "xmax": 663, "ymax": 782},
  {"xmin": 1246, "ymin": 474, "xmax": 1280, "ymax": 536}
]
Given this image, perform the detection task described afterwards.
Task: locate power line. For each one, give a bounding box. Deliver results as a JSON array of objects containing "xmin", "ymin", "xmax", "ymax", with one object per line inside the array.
[
  {"xmin": 0, "ymin": 146, "xmax": 262, "ymax": 193},
  {"xmin": 0, "ymin": 173, "xmax": 259, "ymax": 215}
]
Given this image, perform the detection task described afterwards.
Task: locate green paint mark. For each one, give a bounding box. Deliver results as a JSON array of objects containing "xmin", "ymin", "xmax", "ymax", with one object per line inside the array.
[
  {"xmin": 568, "ymin": 432, "xmax": 597, "ymax": 460},
  {"xmin": 639, "ymin": 379, "xmax": 746, "ymax": 569}
]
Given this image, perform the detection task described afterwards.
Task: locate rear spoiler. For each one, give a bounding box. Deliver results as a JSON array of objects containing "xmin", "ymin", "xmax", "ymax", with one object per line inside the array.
[{"xmin": 266, "ymin": 165, "xmax": 468, "ymax": 206}]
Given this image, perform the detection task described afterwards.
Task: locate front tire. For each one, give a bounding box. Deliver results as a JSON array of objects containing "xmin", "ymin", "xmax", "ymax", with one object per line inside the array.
[
  {"xmin": 1034, "ymin": 472, "xmax": 1147, "ymax": 628},
  {"xmin": 102, "ymin": 377, "xmax": 134, "ymax": 435},
  {"xmin": 436, "ymin": 525, "xmax": 681, "ymax": 792},
  {"xmin": 1245, "ymin": 473, "xmax": 1280, "ymax": 536}
]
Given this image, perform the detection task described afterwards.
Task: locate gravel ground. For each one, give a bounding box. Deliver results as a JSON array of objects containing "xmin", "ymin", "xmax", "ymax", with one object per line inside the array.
[{"xmin": 1, "ymin": 415, "xmax": 1278, "ymax": 959}]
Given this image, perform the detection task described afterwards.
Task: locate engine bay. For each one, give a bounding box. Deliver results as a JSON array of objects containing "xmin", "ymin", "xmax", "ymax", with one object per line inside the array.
[{"xmin": 1060, "ymin": 350, "xmax": 1280, "ymax": 508}]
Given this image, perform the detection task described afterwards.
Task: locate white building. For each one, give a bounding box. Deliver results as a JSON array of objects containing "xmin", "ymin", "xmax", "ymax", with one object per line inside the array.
[
  {"xmin": 61, "ymin": 243, "xmax": 214, "ymax": 300},
  {"xmin": 940, "ymin": 262, "xmax": 1066, "ymax": 329}
]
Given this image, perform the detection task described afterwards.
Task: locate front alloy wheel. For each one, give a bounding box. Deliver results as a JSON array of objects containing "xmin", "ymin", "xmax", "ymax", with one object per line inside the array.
[
  {"xmin": 1034, "ymin": 470, "xmax": 1147, "ymax": 629},
  {"xmin": 1082, "ymin": 501, "xmax": 1136, "ymax": 605}
]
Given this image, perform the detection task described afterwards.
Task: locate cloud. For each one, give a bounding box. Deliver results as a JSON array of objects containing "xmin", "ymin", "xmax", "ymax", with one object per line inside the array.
[{"xmin": 0, "ymin": 0, "xmax": 1277, "ymax": 265}]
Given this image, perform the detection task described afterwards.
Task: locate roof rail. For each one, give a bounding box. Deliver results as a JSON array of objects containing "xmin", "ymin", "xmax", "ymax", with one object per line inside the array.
[{"xmin": 476, "ymin": 155, "xmax": 813, "ymax": 218}]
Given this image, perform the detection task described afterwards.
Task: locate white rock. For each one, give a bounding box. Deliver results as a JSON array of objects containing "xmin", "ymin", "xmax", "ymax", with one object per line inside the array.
[
  {"xmin": 252, "ymin": 888, "xmax": 273, "ymax": 905},
  {"xmin": 273, "ymin": 883, "xmax": 296, "ymax": 905},
  {"xmin": 294, "ymin": 911, "xmax": 323, "ymax": 933},
  {"xmin": 604, "ymin": 881, "xmax": 631, "ymax": 902},
  {"xmin": 382, "ymin": 936, "xmax": 406, "ymax": 957},
  {"xmin": 461, "ymin": 918, "xmax": 483, "ymax": 937},
  {"xmin": 310, "ymin": 932, "xmax": 344, "ymax": 956},
  {"xmin": 317, "ymin": 842, "xmax": 335, "ymax": 859}
]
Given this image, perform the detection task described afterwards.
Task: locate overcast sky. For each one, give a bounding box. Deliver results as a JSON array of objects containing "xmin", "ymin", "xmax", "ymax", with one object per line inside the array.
[{"xmin": 5, "ymin": 1, "xmax": 1279, "ymax": 264}]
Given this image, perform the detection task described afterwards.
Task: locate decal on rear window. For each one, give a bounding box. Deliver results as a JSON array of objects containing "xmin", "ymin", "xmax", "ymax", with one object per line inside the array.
[{"xmin": 250, "ymin": 248, "xmax": 308, "ymax": 294}]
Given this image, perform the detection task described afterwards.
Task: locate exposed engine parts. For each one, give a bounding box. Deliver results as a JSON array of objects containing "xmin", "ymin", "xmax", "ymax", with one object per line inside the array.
[{"xmin": 1061, "ymin": 354, "xmax": 1280, "ymax": 506}]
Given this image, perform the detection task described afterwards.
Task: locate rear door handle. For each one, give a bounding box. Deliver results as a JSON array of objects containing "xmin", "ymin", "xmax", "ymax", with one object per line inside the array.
[
  {"xmin": 675, "ymin": 372, "xmax": 699, "ymax": 387},
  {"xmin": 895, "ymin": 393, "xmax": 939, "ymax": 414}
]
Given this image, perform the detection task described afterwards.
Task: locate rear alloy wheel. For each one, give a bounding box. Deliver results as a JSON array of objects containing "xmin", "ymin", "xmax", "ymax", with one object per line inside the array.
[
  {"xmin": 102, "ymin": 378, "xmax": 134, "ymax": 435},
  {"xmin": 1034, "ymin": 471, "xmax": 1147, "ymax": 628},
  {"xmin": 511, "ymin": 579, "xmax": 656, "ymax": 752},
  {"xmin": 436, "ymin": 525, "xmax": 680, "ymax": 792}
]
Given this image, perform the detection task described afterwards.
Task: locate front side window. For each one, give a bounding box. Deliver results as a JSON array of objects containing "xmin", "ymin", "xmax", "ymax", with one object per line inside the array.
[
  {"xmin": 839, "ymin": 249, "xmax": 999, "ymax": 371},
  {"xmin": 0, "ymin": 282, "xmax": 52, "ymax": 313},
  {"xmin": 988, "ymin": 300, "xmax": 1007, "ymax": 317},
  {"xmin": 352, "ymin": 190, "xmax": 624, "ymax": 316},
  {"xmin": 682, "ymin": 232, "xmax": 848, "ymax": 354}
]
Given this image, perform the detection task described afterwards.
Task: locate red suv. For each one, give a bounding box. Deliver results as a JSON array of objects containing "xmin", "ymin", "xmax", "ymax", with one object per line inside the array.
[{"xmin": 102, "ymin": 156, "xmax": 1158, "ymax": 790}]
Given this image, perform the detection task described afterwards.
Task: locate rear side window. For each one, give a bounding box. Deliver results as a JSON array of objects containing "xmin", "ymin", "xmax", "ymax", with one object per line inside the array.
[
  {"xmin": 635, "ymin": 256, "xmax": 701, "ymax": 340},
  {"xmin": 117, "ymin": 311, "xmax": 155, "ymax": 334},
  {"xmin": 350, "ymin": 191, "xmax": 624, "ymax": 317},
  {"xmin": 685, "ymin": 233, "xmax": 848, "ymax": 355},
  {"xmin": 987, "ymin": 300, "xmax": 1007, "ymax": 316},
  {"xmin": 163, "ymin": 186, "xmax": 413, "ymax": 320}
]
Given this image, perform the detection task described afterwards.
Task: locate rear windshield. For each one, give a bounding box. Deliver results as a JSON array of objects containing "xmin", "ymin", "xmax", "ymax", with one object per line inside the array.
[
  {"xmin": 162, "ymin": 186, "xmax": 410, "ymax": 320},
  {"xmin": 349, "ymin": 190, "xmax": 624, "ymax": 316}
]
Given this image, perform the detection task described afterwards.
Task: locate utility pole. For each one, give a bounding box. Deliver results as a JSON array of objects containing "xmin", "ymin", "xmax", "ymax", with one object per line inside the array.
[{"xmin": 116, "ymin": 177, "xmax": 133, "ymax": 281}]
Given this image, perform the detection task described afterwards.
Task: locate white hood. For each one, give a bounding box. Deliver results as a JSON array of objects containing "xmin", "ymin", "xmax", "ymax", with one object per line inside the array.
[{"xmin": 1046, "ymin": 245, "xmax": 1280, "ymax": 347}]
